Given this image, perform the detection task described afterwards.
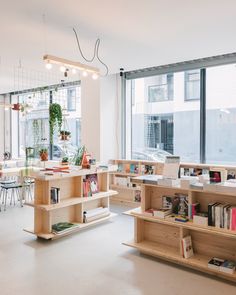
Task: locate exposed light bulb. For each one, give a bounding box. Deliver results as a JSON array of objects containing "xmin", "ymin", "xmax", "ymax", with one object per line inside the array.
[
  {"xmin": 92, "ymin": 73, "xmax": 99, "ymax": 80},
  {"xmin": 45, "ymin": 62, "xmax": 52, "ymax": 70},
  {"xmin": 82, "ymin": 71, "xmax": 88, "ymax": 77},
  {"xmin": 72, "ymin": 68, "xmax": 77, "ymax": 74},
  {"xmin": 60, "ymin": 66, "xmax": 66, "ymax": 72}
]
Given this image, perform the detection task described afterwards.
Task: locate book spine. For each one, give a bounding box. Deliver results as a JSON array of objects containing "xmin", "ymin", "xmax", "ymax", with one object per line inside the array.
[
  {"xmin": 208, "ymin": 204, "xmax": 213, "ymax": 226},
  {"xmin": 215, "ymin": 206, "xmax": 221, "ymax": 228}
]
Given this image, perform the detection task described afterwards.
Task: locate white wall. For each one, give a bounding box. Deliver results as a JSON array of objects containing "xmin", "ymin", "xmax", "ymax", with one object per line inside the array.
[
  {"xmin": 81, "ymin": 74, "xmax": 120, "ymax": 163},
  {"xmin": 81, "ymin": 76, "xmax": 101, "ymax": 161},
  {"xmin": 100, "ymin": 74, "xmax": 120, "ymax": 162}
]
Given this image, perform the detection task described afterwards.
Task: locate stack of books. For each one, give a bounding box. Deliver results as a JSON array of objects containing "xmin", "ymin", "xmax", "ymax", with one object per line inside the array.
[
  {"xmin": 83, "ymin": 207, "xmax": 110, "ymax": 223},
  {"xmin": 52, "ymin": 222, "xmax": 79, "ymax": 235},
  {"xmin": 208, "ymin": 258, "xmax": 236, "ymax": 274}
]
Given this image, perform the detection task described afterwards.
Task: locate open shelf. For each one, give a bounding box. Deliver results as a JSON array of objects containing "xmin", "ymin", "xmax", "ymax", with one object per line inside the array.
[
  {"xmin": 126, "ymin": 207, "xmax": 236, "ymax": 239},
  {"xmin": 124, "ymin": 240, "xmax": 236, "ymax": 282},
  {"xmin": 24, "ymin": 169, "xmax": 117, "ymax": 240},
  {"xmin": 24, "ymin": 212, "xmax": 117, "ymax": 240},
  {"xmin": 25, "ymin": 190, "xmax": 117, "ymax": 211}
]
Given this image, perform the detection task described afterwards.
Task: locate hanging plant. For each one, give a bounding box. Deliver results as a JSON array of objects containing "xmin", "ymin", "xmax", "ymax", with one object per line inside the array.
[{"xmin": 49, "ymin": 103, "xmax": 62, "ymax": 143}]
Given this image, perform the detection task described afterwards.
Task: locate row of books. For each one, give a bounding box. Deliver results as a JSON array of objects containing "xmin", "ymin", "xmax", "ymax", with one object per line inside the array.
[
  {"xmin": 50, "ymin": 187, "xmax": 60, "ymax": 204},
  {"xmin": 83, "ymin": 207, "xmax": 110, "ymax": 223},
  {"xmin": 117, "ymin": 163, "xmax": 154, "ymax": 175},
  {"xmin": 208, "ymin": 203, "xmax": 236, "ymax": 230}
]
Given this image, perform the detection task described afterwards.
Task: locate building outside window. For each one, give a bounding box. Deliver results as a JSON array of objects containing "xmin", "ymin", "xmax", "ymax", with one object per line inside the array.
[
  {"xmin": 185, "ymin": 70, "xmax": 200, "ymax": 100},
  {"xmin": 128, "ymin": 64, "xmax": 236, "ymax": 164},
  {"xmin": 67, "ymin": 88, "xmax": 76, "ymax": 111},
  {"xmin": 148, "ymin": 74, "xmax": 173, "ymax": 102}
]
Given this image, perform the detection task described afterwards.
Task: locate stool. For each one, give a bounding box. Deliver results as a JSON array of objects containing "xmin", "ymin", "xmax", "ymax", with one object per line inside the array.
[{"xmin": 0, "ymin": 183, "xmax": 23, "ymax": 211}]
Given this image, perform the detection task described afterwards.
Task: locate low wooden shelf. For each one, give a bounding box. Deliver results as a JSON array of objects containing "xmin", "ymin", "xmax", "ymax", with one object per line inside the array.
[
  {"xmin": 124, "ymin": 179, "xmax": 236, "ymax": 282},
  {"xmin": 24, "ymin": 168, "xmax": 117, "ymax": 240}
]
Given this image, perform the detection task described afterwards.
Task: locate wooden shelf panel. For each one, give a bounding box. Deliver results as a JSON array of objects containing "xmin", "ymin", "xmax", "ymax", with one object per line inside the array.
[
  {"xmin": 110, "ymin": 184, "xmax": 141, "ymax": 191},
  {"xmin": 110, "ymin": 172, "xmax": 140, "ymax": 177},
  {"xmin": 127, "ymin": 208, "xmax": 236, "ymax": 239},
  {"xmin": 24, "ymin": 212, "xmax": 117, "ymax": 240},
  {"xmin": 124, "ymin": 240, "xmax": 236, "ymax": 282},
  {"xmin": 25, "ymin": 190, "xmax": 117, "ymax": 211},
  {"xmin": 130, "ymin": 181, "xmax": 236, "ymax": 197}
]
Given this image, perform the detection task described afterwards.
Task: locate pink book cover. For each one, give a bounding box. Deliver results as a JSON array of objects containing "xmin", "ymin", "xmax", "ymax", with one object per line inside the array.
[{"xmin": 231, "ymin": 208, "xmax": 236, "ymax": 230}]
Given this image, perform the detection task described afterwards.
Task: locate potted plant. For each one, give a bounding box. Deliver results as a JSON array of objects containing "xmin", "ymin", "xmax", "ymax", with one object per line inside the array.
[
  {"xmin": 61, "ymin": 156, "xmax": 69, "ymax": 165},
  {"xmin": 39, "ymin": 148, "xmax": 48, "ymax": 161},
  {"xmin": 60, "ymin": 130, "xmax": 71, "ymax": 141},
  {"xmin": 49, "ymin": 103, "xmax": 62, "ymax": 143}
]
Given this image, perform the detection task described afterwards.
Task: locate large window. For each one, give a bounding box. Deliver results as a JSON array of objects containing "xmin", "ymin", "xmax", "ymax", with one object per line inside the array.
[
  {"xmin": 130, "ymin": 73, "xmax": 200, "ymax": 162},
  {"xmin": 206, "ymin": 64, "xmax": 236, "ymax": 164},
  {"xmin": 127, "ymin": 60, "xmax": 236, "ymax": 165},
  {"xmin": 11, "ymin": 82, "xmax": 81, "ymax": 160}
]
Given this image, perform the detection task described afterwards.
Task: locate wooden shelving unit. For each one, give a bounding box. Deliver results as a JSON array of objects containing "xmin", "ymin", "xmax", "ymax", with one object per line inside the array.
[
  {"xmin": 24, "ymin": 169, "xmax": 117, "ymax": 240},
  {"xmin": 124, "ymin": 179, "xmax": 236, "ymax": 282},
  {"xmin": 109, "ymin": 159, "xmax": 164, "ymax": 206}
]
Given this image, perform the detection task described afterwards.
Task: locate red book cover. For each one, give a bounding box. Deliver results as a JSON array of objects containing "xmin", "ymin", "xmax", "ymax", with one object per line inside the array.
[{"xmin": 231, "ymin": 208, "xmax": 236, "ymax": 230}]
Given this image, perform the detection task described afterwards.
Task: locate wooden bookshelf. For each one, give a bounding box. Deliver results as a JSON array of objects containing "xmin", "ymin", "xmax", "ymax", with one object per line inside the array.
[
  {"xmin": 124, "ymin": 180, "xmax": 236, "ymax": 282},
  {"xmin": 24, "ymin": 168, "xmax": 117, "ymax": 240},
  {"xmin": 109, "ymin": 159, "xmax": 164, "ymax": 206},
  {"xmin": 109, "ymin": 159, "xmax": 236, "ymax": 207}
]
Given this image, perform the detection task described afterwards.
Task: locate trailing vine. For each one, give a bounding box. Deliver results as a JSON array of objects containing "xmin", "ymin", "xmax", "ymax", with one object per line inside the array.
[{"xmin": 49, "ymin": 103, "xmax": 62, "ymax": 143}]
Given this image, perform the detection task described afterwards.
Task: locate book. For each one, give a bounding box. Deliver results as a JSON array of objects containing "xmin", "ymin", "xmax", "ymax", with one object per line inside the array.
[
  {"xmin": 134, "ymin": 190, "xmax": 141, "ymax": 202},
  {"xmin": 220, "ymin": 260, "xmax": 236, "ymax": 274},
  {"xmin": 144, "ymin": 165, "xmax": 154, "ymax": 175},
  {"xmin": 83, "ymin": 179, "xmax": 92, "ymax": 197},
  {"xmin": 153, "ymin": 208, "xmax": 172, "ymax": 219},
  {"xmin": 175, "ymin": 215, "xmax": 188, "ymax": 222},
  {"xmin": 215, "ymin": 204, "xmax": 223, "ymax": 228},
  {"xmin": 50, "ymin": 187, "xmax": 60, "ymax": 204},
  {"xmin": 181, "ymin": 236, "xmax": 194, "ymax": 258},
  {"xmin": 117, "ymin": 163, "xmax": 123, "ymax": 172},
  {"xmin": 191, "ymin": 203, "xmax": 200, "ymax": 218},
  {"xmin": 162, "ymin": 195, "xmax": 174, "ymax": 209},
  {"xmin": 130, "ymin": 164, "xmax": 139, "ymax": 174},
  {"xmin": 144, "ymin": 209, "xmax": 155, "ymax": 216},
  {"xmin": 86, "ymin": 174, "xmax": 99, "ymax": 194},
  {"xmin": 208, "ymin": 258, "xmax": 225, "ymax": 270},
  {"xmin": 52, "ymin": 222, "xmax": 79, "ymax": 234},
  {"xmin": 209, "ymin": 168, "xmax": 227, "ymax": 183},
  {"xmin": 162, "ymin": 156, "xmax": 180, "ymax": 179},
  {"xmin": 193, "ymin": 213, "xmax": 208, "ymax": 226},
  {"xmin": 224, "ymin": 205, "xmax": 231, "ymax": 229},
  {"xmin": 230, "ymin": 207, "xmax": 236, "ymax": 230}
]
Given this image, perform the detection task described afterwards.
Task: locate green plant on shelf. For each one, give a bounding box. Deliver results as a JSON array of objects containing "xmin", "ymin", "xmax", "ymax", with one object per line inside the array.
[
  {"xmin": 73, "ymin": 145, "xmax": 86, "ymax": 166},
  {"xmin": 49, "ymin": 103, "xmax": 62, "ymax": 143}
]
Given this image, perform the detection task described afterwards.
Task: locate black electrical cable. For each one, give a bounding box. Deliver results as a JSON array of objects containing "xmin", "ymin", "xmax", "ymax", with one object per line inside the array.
[{"xmin": 72, "ymin": 27, "xmax": 109, "ymax": 76}]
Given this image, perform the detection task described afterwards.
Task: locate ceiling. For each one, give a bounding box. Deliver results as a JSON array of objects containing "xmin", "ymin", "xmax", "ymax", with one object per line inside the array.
[{"xmin": 1, "ymin": 0, "xmax": 236, "ymax": 93}]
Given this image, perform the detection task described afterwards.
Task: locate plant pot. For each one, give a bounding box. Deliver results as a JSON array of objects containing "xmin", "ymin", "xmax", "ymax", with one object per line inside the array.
[
  {"xmin": 61, "ymin": 161, "xmax": 69, "ymax": 166},
  {"xmin": 40, "ymin": 152, "xmax": 48, "ymax": 161},
  {"xmin": 60, "ymin": 134, "xmax": 68, "ymax": 141},
  {"xmin": 12, "ymin": 103, "xmax": 21, "ymax": 111}
]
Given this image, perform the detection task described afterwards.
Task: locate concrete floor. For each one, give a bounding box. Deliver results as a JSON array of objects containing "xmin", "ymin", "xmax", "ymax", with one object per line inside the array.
[{"xmin": 0, "ymin": 204, "xmax": 235, "ymax": 295}]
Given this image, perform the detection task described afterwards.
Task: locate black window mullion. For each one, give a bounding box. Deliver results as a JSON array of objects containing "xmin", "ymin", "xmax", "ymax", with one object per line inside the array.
[{"xmin": 200, "ymin": 68, "xmax": 206, "ymax": 163}]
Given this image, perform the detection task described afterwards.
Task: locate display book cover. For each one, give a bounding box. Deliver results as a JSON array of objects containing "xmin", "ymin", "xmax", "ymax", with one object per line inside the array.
[
  {"xmin": 85, "ymin": 173, "xmax": 99, "ymax": 194},
  {"xmin": 181, "ymin": 235, "xmax": 194, "ymax": 258}
]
